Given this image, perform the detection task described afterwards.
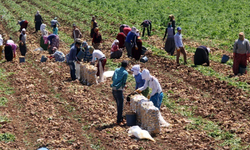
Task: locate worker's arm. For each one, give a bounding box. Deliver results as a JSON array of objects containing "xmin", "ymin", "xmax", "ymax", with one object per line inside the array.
[{"xmin": 163, "ymin": 28, "xmax": 167, "ymax": 41}]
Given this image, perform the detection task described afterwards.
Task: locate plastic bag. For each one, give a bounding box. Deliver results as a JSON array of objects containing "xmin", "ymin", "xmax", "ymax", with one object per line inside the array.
[
  {"xmin": 128, "ymin": 126, "xmax": 155, "ymax": 142},
  {"xmin": 159, "ymin": 112, "xmax": 171, "ymax": 127},
  {"xmin": 75, "ymin": 62, "xmax": 81, "ymax": 80}
]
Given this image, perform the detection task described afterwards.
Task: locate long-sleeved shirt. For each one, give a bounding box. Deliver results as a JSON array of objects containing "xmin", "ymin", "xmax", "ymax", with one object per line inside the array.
[
  {"xmin": 52, "ymin": 51, "xmax": 65, "ymax": 62},
  {"xmin": 138, "ymin": 76, "xmax": 162, "ymax": 97},
  {"xmin": 233, "ymin": 38, "xmax": 250, "ymax": 54},
  {"xmin": 68, "ymin": 45, "xmax": 79, "ymax": 61},
  {"xmin": 111, "ymin": 44, "xmax": 119, "ymax": 53},
  {"xmin": 111, "ymin": 67, "xmax": 128, "ymax": 90},
  {"xmin": 91, "ymin": 50, "xmax": 105, "ymax": 63},
  {"xmin": 116, "ymin": 32, "xmax": 126, "ymax": 48},
  {"xmin": 35, "ymin": 14, "xmax": 43, "ymax": 22},
  {"xmin": 72, "ymin": 28, "xmax": 82, "ymax": 40},
  {"xmin": 141, "ymin": 20, "xmax": 152, "ymax": 31},
  {"xmin": 134, "ymin": 73, "xmax": 145, "ymax": 89},
  {"xmin": 174, "ymin": 32, "xmax": 183, "ymax": 49},
  {"xmin": 19, "ymin": 33, "xmax": 27, "ymax": 44},
  {"xmin": 125, "ymin": 31, "xmax": 135, "ymax": 43},
  {"xmin": 51, "ymin": 19, "xmax": 60, "ymax": 27},
  {"xmin": 83, "ymin": 46, "xmax": 93, "ymax": 62},
  {"xmin": 123, "ymin": 27, "xmax": 131, "ymax": 36}
]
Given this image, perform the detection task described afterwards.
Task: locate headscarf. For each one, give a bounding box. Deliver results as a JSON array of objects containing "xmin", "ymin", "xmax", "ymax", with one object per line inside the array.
[
  {"xmin": 135, "ymin": 29, "xmax": 140, "ymax": 37},
  {"xmin": 111, "ymin": 39, "xmax": 119, "ymax": 47},
  {"xmin": 89, "ymin": 46, "xmax": 94, "ymax": 54},
  {"xmin": 207, "ymin": 48, "xmax": 211, "ymax": 53},
  {"xmin": 0, "ymin": 34, "xmax": 3, "ymax": 46},
  {"xmin": 141, "ymin": 69, "xmax": 151, "ymax": 81},
  {"xmin": 82, "ymin": 41, "xmax": 88, "ymax": 48},
  {"xmin": 131, "ymin": 65, "xmax": 140, "ymax": 76},
  {"xmin": 36, "ymin": 11, "xmax": 40, "ymax": 16},
  {"xmin": 131, "ymin": 27, "xmax": 136, "ymax": 33}
]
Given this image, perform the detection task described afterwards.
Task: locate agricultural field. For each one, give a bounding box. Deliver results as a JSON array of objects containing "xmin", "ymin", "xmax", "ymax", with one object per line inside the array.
[{"xmin": 1, "ymin": 0, "xmax": 250, "ymax": 149}]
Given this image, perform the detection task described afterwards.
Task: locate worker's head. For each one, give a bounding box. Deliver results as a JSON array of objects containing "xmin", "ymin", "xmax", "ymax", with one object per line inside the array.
[
  {"xmin": 169, "ymin": 14, "xmax": 174, "ymax": 19},
  {"xmin": 114, "ymin": 39, "xmax": 119, "ymax": 45},
  {"xmin": 239, "ymin": 32, "xmax": 244, "ymax": 41},
  {"xmin": 89, "ymin": 46, "xmax": 94, "ymax": 54},
  {"xmin": 141, "ymin": 69, "xmax": 151, "ymax": 81},
  {"xmin": 22, "ymin": 28, "xmax": 26, "ymax": 34},
  {"xmin": 177, "ymin": 27, "xmax": 182, "ymax": 34},
  {"xmin": 52, "ymin": 47, "xmax": 57, "ymax": 52},
  {"xmin": 75, "ymin": 38, "xmax": 82, "ymax": 48},
  {"xmin": 82, "ymin": 41, "xmax": 88, "ymax": 48},
  {"xmin": 131, "ymin": 65, "xmax": 140, "ymax": 75},
  {"xmin": 121, "ymin": 60, "xmax": 129, "ymax": 68},
  {"xmin": 73, "ymin": 24, "xmax": 76, "ymax": 29},
  {"xmin": 92, "ymin": 16, "xmax": 95, "ymax": 20},
  {"xmin": 131, "ymin": 27, "xmax": 136, "ymax": 33},
  {"xmin": 94, "ymin": 28, "xmax": 99, "ymax": 33},
  {"xmin": 54, "ymin": 17, "xmax": 57, "ymax": 20}
]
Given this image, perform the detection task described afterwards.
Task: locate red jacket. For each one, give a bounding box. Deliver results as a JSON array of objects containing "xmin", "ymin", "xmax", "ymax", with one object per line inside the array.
[
  {"xmin": 123, "ymin": 27, "xmax": 131, "ymax": 36},
  {"xmin": 116, "ymin": 32, "xmax": 126, "ymax": 48}
]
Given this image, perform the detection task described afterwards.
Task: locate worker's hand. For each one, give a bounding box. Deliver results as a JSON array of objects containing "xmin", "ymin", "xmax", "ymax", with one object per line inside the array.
[
  {"xmin": 147, "ymin": 95, "xmax": 150, "ymax": 99},
  {"xmin": 135, "ymin": 46, "xmax": 138, "ymax": 50},
  {"xmin": 177, "ymin": 48, "xmax": 180, "ymax": 52},
  {"xmin": 135, "ymin": 89, "xmax": 141, "ymax": 94}
]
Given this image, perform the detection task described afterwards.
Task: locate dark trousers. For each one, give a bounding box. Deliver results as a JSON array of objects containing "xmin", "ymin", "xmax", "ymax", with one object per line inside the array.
[
  {"xmin": 68, "ymin": 61, "xmax": 76, "ymax": 80},
  {"xmin": 233, "ymin": 53, "xmax": 247, "ymax": 75},
  {"xmin": 142, "ymin": 27, "xmax": 150, "ymax": 37},
  {"xmin": 112, "ymin": 90, "xmax": 124, "ymax": 123}
]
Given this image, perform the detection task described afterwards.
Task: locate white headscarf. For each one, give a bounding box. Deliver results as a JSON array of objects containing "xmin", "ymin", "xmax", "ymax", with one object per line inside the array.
[
  {"xmin": 131, "ymin": 27, "xmax": 136, "ymax": 33},
  {"xmin": 0, "ymin": 34, "xmax": 3, "ymax": 46},
  {"xmin": 141, "ymin": 69, "xmax": 151, "ymax": 81},
  {"xmin": 136, "ymin": 29, "xmax": 140, "ymax": 37},
  {"xmin": 131, "ymin": 65, "xmax": 140, "ymax": 76},
  {"xmin": 207, "ymin": 47, "xmax": 211, "ymax": 53},
  {"xmin": 36, "ymin": 11, "xmax": 40, "ymax": 16},
  {"xmin": 111, "ymin": 39, "xmax": 119, "ymax": 47}
]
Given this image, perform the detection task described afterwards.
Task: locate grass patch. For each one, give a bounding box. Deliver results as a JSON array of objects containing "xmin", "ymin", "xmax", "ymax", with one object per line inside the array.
[{"xmin": 0, "ymin": 133, "xmax": 15, "ymax": 143}]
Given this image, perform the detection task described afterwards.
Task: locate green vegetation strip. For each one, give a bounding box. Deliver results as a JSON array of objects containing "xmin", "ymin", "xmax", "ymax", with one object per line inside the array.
[{"xmin": 0, "ymin": 133, "xmax": 15, "ymax": 143}]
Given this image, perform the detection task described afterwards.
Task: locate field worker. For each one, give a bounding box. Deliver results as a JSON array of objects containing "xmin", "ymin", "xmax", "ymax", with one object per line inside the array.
[
  {"xmin": 131, "ymin": 65, "xmax": 149, "ymax": 97},
  {"xmin": 116, "ymin": 26, "xmax": 126, "ymax": 48},
  {"xmin": 0, "ymin": 34, "xmax": 3, "ymax": 59},
  {"xmin": 40, "ymin": 24, "xmax": 48, "ymax": 50},
  {"xmin": 92, "ymin": 28, "xmax": 102, "ymax": 49},
  {"xmin": 110, "ymin": 39, "xmax": 122, "ymax": 59},
  {"xmin": 194, "ymin": 46, "xmax": 210, "ymax": 66},
  {"xmin": 50, "ymin": 17, "xmax": 60, "ymax": 27},
  {"xmin": 163, "ymin": 22, "xmax": 175, "ymax": 55},
  {"xmin": 7, "ymin": 38, "xmax": 17, "ymax": 58},
  {"xmin": 169, "ymin": 14, "xmax": 176, "ymax": 35},
  {"xmin": 47, "ymin": 34, "xmax": 59, "ymax": 54},
  {"xmin": 233, "ymin": 32, "xmax": 250, "ymax": 75},
  {"xmin": 136, "ymin": 69, "xmax": 163, "ymax": 109},
  {"xmin": 140, "ymin": 20, "xmax": 152, "ymax": 37},
  {"xmin": 17, "ymin": 20, "xmax": 28, "ymax": 32},
  {"xmin": 90, "ymin": 16, "xmax": 98, "ymax": 38},
  {"xmin": 48, "ymin": 47, "xmax": 65, "ymax": 62},
  {"xmin": 90, "ymin": 47, "xmax": 106, "ymax": 83},
  {"xmin": 34, "ymin": 11, "xmax": 43, "ymax": 33},
  {"xmin": 53, "ymin": 23, "xmax": 58, "ymax": 35},
  {"xmin": 132, "ymin": 29, "xmax": 142, "ymax": 60},
  {"xmin": 119, "ymin": 24, "xmax": 129, "ymax": 32},
  {"xmin": 174, "ymin": 27, "xmax": 187, "ymax": 65},
  {"xmin": 68, "ymin": 39, "xmax": 82, "ymax": 81},
  {"xmin": 125, "ymin": 27, "xmax": 136, "ymax": 58},
  {"xmin": 72, "ymin": 24, "xmax": 82, "ymax": 41},
  {"xmin": 19, "ymin": 28, "xmax": 27, "ymax": 56},
  {"xmin": 111, "ymin": 60, "xmax": 129, "ymax": 126},
  {"xmin": 82, "ymin": 41, "xmax": 93, "ymax": 62},
  {"xmin": 40, "ymin": 23, "xmax": 48, "ymax": 36}
]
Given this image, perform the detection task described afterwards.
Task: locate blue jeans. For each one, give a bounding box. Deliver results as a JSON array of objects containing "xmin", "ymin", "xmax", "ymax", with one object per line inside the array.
[
  {"xmin": 150, "ymin": 92, "xmax": 163, "ymax": 109},
  {"xmin": 112, "ymin": 90, "xmax": 124, "ymax": 123},
  {"xmin": 68, "ymin": 61, "xmax": 76, "ymax": 80}
]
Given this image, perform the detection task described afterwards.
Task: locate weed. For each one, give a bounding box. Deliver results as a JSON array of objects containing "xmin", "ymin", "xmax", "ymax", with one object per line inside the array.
[{"xmin": 0, "ymin": 133, "xmax": 15, "ymax": 142}]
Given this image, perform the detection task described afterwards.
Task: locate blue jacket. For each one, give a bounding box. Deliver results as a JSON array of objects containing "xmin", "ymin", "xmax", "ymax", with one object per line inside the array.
[
  {"xmin": 125, "ymin": 31, "xmax": 135, "ymax": 43},
  {"xmin": 68, "ymin": 45, "xmax": 78, "ymax": 61},
  {"xmin": 134, "ymin": 73, "xmax": 145, "ymax": 89}
]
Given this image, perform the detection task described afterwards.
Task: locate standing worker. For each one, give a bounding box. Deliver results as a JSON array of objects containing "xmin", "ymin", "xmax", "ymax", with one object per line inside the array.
[
  {"xmin": 34, "ymin": 11, "xmax": 43, "ymax": 33},
  {"xmin": 51, "ymin": 17, "xmax": 60, "ymax": 35},
  {"xmin": 90, "ymin": 47, "xmax": 106, "ymax": 83},
  {"xmin": 194, "ymin": 46, "xmax": 210, "ymax": 66},
  {"xmin": 125, "ymin": 27, "xmax": 136, "ymax": 58},
  {"xmin": 90, "ymin": 16, "xmax": 98, "ymax": 38},
  {"xmin": 233, "ymin": 32, "xmax": 250, "ymax": 75},
  {"xmin": 174, "ymin": 27, "xmax": 187, "ymax": 65},
  {"xmin": 92, "ymin": 28, "xmax": 102, "ymax": 49},
  {"xmin": 111, "ymin": 60, "xmax": 129, "ymax": 126},
  {"xmin": 163, "ymin": 23, "xmax": 175, "ymax": 55},
  {"xmin": 140, "ymin": 20, "xmax": 152, "ymax": 37},
  {"xmin": 82, "ymin": 41, "xmax": 93, "ymax": 62},
  {"xmin": 71, "ymin": 24, "xmax": 82, "ymax": 47},
  {"xmin": 19, "ymin": 28, "xmax": 27, "ymax": 56},
  {"xmin": 136, "ymin": 69, "xmax": 163, "ymax": 109}
]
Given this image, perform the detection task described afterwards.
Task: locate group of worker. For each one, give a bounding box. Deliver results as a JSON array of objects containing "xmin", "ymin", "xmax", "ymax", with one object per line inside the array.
[{"xmin": 0, "ymin": 11, "xmax": 248, "ymax": 126}]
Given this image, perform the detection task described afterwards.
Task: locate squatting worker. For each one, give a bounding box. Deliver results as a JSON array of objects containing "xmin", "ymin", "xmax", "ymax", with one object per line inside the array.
[
  {"xmin": 111, "ymin": 60, "xmax": 129, "ymax": 126},
  {"xmin": 174, "ymin": 27, "xmax": 187, "ymax": 65},
  {"xmin": 68, "ymin": 38, "xmax": 82, "ymax": 81},
  {"xmin": 90, "ymin": 47, "xmax": 106, "ymax": 83},
  {"xmin": 233, "ymin": 32, "xmax": 250, "ymax": 75},
  {"xmin": 136, "ymin": 69, "xmax": 163, "ymax": 110},
  {"xmin": 194, "ymin": 46, "xmax": 210, "ymax": 66}
]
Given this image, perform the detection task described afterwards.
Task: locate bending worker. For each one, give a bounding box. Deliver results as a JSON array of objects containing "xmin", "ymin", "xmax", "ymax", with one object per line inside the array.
[
  {"xmin": 194, "ymin": 46, "xmax": 210, "ymax": 66},
  {"xmin": 136, "ymin": 69, "xmax": 163, "ymax": 110}
]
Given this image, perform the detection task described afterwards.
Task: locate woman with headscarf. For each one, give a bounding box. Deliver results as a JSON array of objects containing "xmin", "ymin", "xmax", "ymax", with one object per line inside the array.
[
  {"xmin": 90, "ymin": 47, "xmax": 106, "ymax": 83},
  {"xmin": 90, "ymin": 16, "xmax": 98, "ymax": 38},
  {"xmin": 194, "ymin": 46, "xmax": 210, "ymax": 66},
  {"xmin": 46, "ymin": 34, "xmax": 59, "ymax": 54},
  {"xmin": 0, "ymin": 34, "xmax": 3, "ymax": 59},
  {"xmin": 92, "ymin": 28, "xmax": 102, "ymax": 49},
  {"xmin": 116, "ymin": 26, "xmax": 126, "ymax": 48},
  {"xmin": 7, "ymin": 39, "xmax": 17, "ymax": 59},
  {"xmin": 19, "ymin": 28, "xmax": 27, "ymax": 56},
  {"xmin": 110, "ymin": 39, "xmax": 122, "ymax": 59},
  {"xmin": 82, "ymin": 41, "xmax": 93, "ymax": 62},
  {"xmin": 136, "ymin": 69, "xmax": 163, "ymax": 109},
  {"xmin": 169, "ymin": 14, "xmax": 176, "ymax": 35},
  {"xmin": 131, "ymin": 29, "xmax": 142, "ymax": 60},
  {"xmin": 4, "ymin": 40, "xmax": 17, "ymax": 61},
  {"xmin": 131, "ymin": 65, "xmax": 149, "ymax": 97},
  {"xmin": 163, "ymin": 22, "xmax": 175, "ymax": 55},
  {"xmin": 47, "ymin": 47, "xmax": 65, "ymax": 62},
  {"xmin": 40, "ymin": 23, "xmax": 48, "ymax": 50},
  {"xmin": 34, "ymin": 11, "xmax": 43, "ymax": 33},
  {"xmin": 125, "ymin": 27, "xmax": 136, "ymax": 58},
  {"xmin": 17, "ymin": 20, "xmax": 28, "ymax": 32}
]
